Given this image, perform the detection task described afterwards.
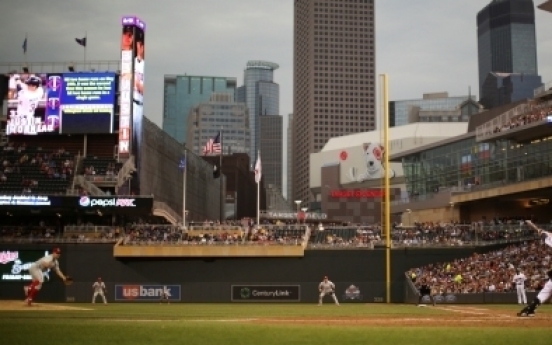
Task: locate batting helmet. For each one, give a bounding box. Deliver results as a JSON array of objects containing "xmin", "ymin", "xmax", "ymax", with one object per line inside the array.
[{"xmin": 25, "ymin": 76, "xmax": 41, "ymax": 87}]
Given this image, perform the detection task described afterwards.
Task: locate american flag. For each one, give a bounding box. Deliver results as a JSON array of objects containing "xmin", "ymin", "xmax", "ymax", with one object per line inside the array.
[{"xmin": 202, "ymin": 132, "xmax": 222, "ymax": 155}]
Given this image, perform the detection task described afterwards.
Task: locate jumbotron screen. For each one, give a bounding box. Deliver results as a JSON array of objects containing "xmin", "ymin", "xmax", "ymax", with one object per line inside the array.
[{"xmin": 5, "ymin": 72, "xmax": 117, "ymax": 135}]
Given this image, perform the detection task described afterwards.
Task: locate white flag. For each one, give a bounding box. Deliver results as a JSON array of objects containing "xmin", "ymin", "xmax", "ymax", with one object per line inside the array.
[{"xmin": 254, "ymin": 153, "xmax": 262, "ymax": 184}]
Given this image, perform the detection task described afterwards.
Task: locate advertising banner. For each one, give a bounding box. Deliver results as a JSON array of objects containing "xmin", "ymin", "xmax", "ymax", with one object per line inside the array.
[
  {"xmin": 0, "ymin": 195, "xmax": 60, "ymax": 207},
  {"xmin": 0, "ymin": 250, "xmax": 51, "ymax": 282},
  {"xmin": 76, "ymin": 196, "xmax": 152, "ymax": 210},
  {"xmin": 231, "ymin": 285, "xmax": 300, "ymax": 302},
  {"xmin": 114, "ymin": 284, "xmax": 181, "ymax": 301}
]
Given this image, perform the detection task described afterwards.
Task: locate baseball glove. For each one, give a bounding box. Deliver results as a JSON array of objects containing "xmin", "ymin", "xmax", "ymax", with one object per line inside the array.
[{"xmin": 64, "ymin": 276, "xmax": 74, "ymax": 286}]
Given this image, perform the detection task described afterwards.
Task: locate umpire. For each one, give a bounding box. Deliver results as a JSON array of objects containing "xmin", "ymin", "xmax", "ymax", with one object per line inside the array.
[{"xmin": 417, "ymin": 279, "xmax": 435, "ymax": 306}]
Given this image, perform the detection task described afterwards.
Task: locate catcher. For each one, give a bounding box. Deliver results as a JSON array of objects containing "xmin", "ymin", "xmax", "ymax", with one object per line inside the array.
[
  {"xmin": 318, "ymin": 276, "xmax": 340, "ymax": 306},
  {"xmin": 24, "ymin": 248, "xmax": 72, "ymax": 306}
]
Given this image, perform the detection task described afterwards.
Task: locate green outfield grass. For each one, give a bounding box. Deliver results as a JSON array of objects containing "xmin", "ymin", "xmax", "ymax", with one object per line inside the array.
[{"xmin": 1, "ymin": 303, "xmax": 551, "ymax": 345}]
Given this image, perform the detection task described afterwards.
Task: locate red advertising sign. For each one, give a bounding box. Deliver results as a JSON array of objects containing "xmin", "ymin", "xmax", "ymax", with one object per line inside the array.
[{"xmin": 330, "ymin": 189, "xmax": 384, "ymax": 198}]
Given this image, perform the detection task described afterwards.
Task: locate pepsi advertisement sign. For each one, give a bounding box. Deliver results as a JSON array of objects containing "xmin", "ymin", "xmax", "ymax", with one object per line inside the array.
[
  {"xmin": 115, "ymin": 285, "xmax": 181, "ymax": 301},
  {"xmin": 77, "ymin": 196, "xmax": 152, "ymax": 210}
]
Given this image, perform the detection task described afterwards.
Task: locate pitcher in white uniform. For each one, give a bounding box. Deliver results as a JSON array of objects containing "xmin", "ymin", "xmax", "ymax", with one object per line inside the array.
[
  {"xmin": 24, "ymin": 248, "xmax": 67, "ymax": 306},
  {"xmin": 512, "ymin": 269, "xmax": 527, "ymax": 304},
  {"xmin": 92, "ymin": 277, "xmax": 107, "ymax": 304},
  {"xmin": 318, "ymin": 276, "xmax": 340, "ymax": 306},
  {"xmin": 518, "ymin": 269, "xmax": 552, "ymax": 317}
]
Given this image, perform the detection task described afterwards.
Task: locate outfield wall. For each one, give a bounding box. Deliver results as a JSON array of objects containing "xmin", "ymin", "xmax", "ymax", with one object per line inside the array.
[{"xmin": 0, "ymin": 243, "xmax": 513, "ymax": 303}]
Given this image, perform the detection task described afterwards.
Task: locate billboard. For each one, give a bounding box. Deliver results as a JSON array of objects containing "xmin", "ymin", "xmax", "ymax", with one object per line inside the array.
[
  {"xmin": 4, "ymin": 72, "xmax": 116, "ymax": 135},
  {"xmin": 115, "ymin": 284, "xmax": 181, "ymax": 301},
  {"xmin": 118, "ymin": 15, "xmax": 146, "ymax": 163},
  {"xmin": 59, "ymin": 72, "xmax": 116, "ymax": 134},
  {"xmin": 231, "ymin": 285, "xmax": 301, "ymax": 302},
  {"xmin": 0, "ymin": 250, "xmax": 51, "ymax": 282}
]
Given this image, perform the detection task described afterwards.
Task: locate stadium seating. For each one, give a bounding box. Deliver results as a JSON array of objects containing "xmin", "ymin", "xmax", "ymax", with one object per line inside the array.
[
  {"xmin": 81, "ymin": 156, "xmax": 121, "ymax": 176},
  {"xmin": 0, "ymin": 146, "xmax": 74, "ymax": 194}
]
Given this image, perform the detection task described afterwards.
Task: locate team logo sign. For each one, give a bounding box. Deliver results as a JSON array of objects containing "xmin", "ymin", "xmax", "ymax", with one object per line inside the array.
[{"xmin": 343, "ymin": 285, "xmax": 363, "ymax": 301}]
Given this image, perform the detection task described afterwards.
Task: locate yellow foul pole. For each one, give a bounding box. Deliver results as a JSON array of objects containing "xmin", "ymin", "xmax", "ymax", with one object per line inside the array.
[{"xmin": 381, "ymin": 74, "xmax": 391, "ymax": 303}]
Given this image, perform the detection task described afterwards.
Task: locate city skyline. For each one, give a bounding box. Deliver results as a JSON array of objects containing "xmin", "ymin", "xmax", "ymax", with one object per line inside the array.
[
  {"xmin": 3, "ymin": 0, "xmax": 552, "ymax": 200},
  {"xmin": 3, "ymin": 1, "xmax": 552, "ymax": 129}
]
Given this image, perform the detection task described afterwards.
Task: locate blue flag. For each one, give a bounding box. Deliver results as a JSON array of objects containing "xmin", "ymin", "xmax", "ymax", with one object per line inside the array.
[
  {"xmin": 22, "ymin": 37, "xmax": 27, "ymax": 54},
  {"xmin": 179, "ymin": 156, "xmax": 186, "ymax": 172}
]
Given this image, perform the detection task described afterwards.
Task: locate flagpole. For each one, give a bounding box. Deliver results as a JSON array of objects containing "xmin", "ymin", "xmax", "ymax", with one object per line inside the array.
[
  {"xmin": 256, "ymin": 149, "xmax": 260, "ymax": 227},
  {"xmin": 24, "ymin": 33, "xmax": 28, "ymax": 63},
  {"xmin": 182, "ymin": 149, "xmax": 187, "ymax": 228},
  {"xmin": 220, "ymin": 127, "xmax": 223, "ymax": 223}
]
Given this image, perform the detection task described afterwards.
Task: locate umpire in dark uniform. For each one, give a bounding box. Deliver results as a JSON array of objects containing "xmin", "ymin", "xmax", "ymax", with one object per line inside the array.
[{"xmin": 417, "ymin": 279, "xmax": 435, "ymax": 306}]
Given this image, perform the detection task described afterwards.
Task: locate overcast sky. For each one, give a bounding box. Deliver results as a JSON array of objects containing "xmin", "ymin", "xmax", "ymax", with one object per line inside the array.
[{"xmin": 1, "ymin": 0, "xmax": 552, "ymax": 198}]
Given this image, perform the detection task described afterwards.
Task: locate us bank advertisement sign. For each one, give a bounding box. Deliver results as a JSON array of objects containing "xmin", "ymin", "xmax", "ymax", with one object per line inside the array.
[
  {"xmin": 231, "ymin": 285, "xmax": 300, "ymax": 302},
  {"xmin": 115, "ymin": 285, "xmax": 181, "ymax": 301},
  {"xmin": 0, "ymin": 250, "xmax": 52, "ymax": 282}
]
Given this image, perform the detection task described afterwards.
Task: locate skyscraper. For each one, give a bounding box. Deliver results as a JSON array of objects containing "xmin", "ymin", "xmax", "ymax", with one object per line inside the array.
[
  {"xmin": 236, "ymin": 61, "xmax": 280, "ymax": 163},
  {"xmin": 292, "ymin": 0, "xmax": 376, "ymax": 207},
  {"xmin": 186, "ymin": 93, "xmax": 250, "ymax": 157},
  {"xmin": 259, "ymin": 115, "xmax": 283, "ymax": 194},
  {"xmin": 163, "ymin": 75, "xmax": 236, "ymax": 143},
  {"xmin": 477, "ymin": 0, "xmax": 538, "ymax": 97}
]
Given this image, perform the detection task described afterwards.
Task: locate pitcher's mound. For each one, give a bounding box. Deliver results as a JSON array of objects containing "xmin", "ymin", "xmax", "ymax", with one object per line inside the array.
[{"xmin": 0, "ymin": 300, "xmax": 92, "ymax": 311}]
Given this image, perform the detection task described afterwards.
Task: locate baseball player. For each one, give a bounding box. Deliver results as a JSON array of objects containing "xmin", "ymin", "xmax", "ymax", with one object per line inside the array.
[
  {"xmin": 92, "ymin": 277, "xmax": 107, "ymax": 304},
  {"xmin": 16, "ymin": 76, "xmax": 44, "ymax": 119},
  {"xmin": 518, "ymin": 269, "xmax": 552, "ymax": 317},
  {"xmin": 24, "ymin": 248, "xmax": 68, "ymax": 306},
  {"xmin": 512, "ymin": 269, "xmax": 527, "ymax": 305},
  {"xmin": 159, "ymin": 286, "xmax": 170, "ymax": 304},
  {"xmin": 417, "ymin": 279, "xmax": 436, "ymax": 306},
  {"xmin": 318, "ymin": 276, "xmax": 340, "ymax": 306}
]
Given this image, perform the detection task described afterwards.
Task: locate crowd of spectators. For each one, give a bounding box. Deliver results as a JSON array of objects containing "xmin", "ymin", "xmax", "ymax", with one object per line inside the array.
[
  {"xmin": 492, "ymin": 103, "xmax": 552, "ymax": 134},
  {"xmin": 1, "ymin": 144, "xmax": 74, "ymax": 193},
  {"xmin": 409, "ymin": 238, "xmax": 550, "ymax": 294}
]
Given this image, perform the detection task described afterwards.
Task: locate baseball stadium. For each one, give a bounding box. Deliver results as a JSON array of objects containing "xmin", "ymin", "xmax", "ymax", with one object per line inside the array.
[{"xmin": 2, "ymin": 11, "xmax": 552, "ymax": 345}]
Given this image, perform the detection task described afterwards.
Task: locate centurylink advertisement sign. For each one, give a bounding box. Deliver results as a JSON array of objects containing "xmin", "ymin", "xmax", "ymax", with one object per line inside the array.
[{"xmin": 231, "ymin": 285, "xmax": 300, "ymax": 302}]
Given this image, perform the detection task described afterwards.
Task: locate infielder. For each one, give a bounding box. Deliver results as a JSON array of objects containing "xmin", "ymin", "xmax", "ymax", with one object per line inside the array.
[
  {"xmin": 92, "ymin": 277, "xmax": 107, "ymax": 304},
  {"xmin": 512, "ymin": 269, "xmax": 527, "ymax": 305},
  {"xmin": 24, "ymin": 248, "xmax": 68, "ymax": 306},
  {"xmin": 159, "ymin": 286, "xmax": 170, "ymax": 304},
  {"xmin": 318, "ymin": 276, "xmax": 340, "ymax": 306},
  {"xmin": 518, "ymin": 269, "xmax": 552, "ymax": 317}
]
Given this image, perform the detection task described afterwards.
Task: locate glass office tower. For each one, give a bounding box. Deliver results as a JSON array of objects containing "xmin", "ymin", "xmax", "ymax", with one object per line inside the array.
[
  {"xmin": 477, "ymin": 0, "xmax": 538, "ymax": 97},
  {"xmin": 163, "ymin": 75, "xmax": 236, "ymax": 143}
]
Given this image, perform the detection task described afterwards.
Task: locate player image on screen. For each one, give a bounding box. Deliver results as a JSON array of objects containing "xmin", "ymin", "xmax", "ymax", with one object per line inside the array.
[
  {"xmin": 17, "ymin": 76, "xmax": 44, "ymax": 118},
  {"xmin": 7, "ymin": 73, "xmax": 47, "ymax": 108},
  {"xmin": 133, "ymin": 28, "xmax": 144, "ymax": 152},
  {"xmin": 122, "ymin": 25, "xmax": 134, "ymax": 51}
]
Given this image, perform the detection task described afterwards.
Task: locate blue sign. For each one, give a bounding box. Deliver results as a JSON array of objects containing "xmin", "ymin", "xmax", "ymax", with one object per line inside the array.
[
  {"xmin": 59, "ymin": 72, "xmax": 116, "ymax": 134},
  {"xmin": 114, "ymin": 284, "xmax": 181, "ymax": 301}
]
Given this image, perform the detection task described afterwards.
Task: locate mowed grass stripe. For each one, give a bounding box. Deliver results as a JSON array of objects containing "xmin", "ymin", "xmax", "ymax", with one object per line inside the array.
[{"xmin": 1, "ymin": 321, "xmax": 552, "ymax": 345}]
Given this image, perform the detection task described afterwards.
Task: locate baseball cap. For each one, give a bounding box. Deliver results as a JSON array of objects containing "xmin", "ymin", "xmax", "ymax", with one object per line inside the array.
[
  {"xmin": 98, "ymin": 277, "xmax": 102, "ymax": 280},
  {"xmin": 25, "ymin": 76, "xmax": 41, "ymax": 86},
  {"xmin": 53, "ymin": 248, "xmax": 61, "ymax": 254},
  {"xmin": 324, "ymin": 276, "xmax": 328, "ymax": 279}
]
